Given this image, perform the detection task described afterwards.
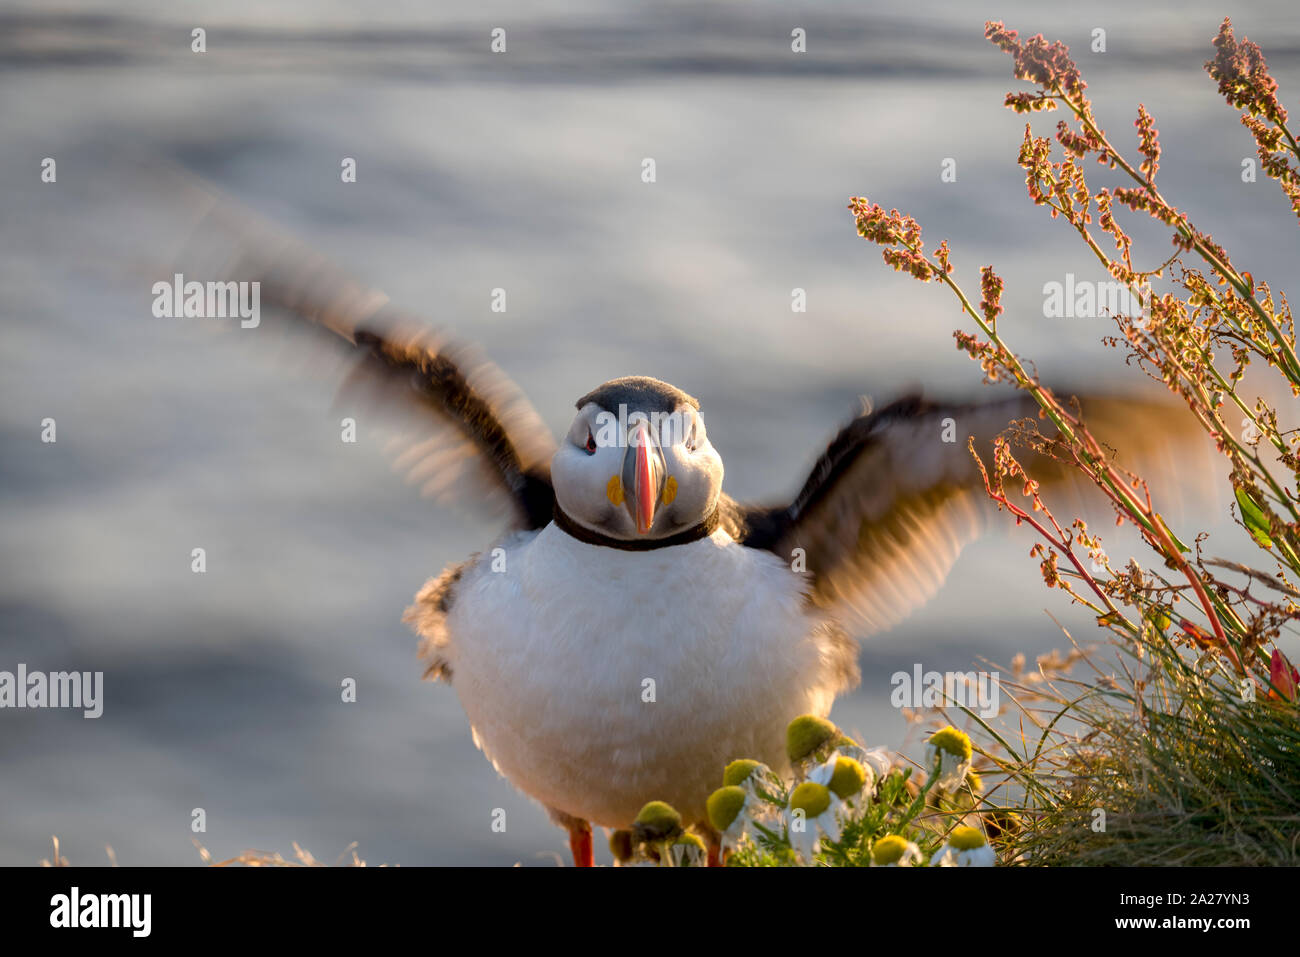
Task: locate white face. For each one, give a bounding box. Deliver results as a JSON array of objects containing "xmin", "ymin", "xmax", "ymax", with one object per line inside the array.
[{"xmin": 551, "ymin": 401, "xmax": 724, "ymax": 540}]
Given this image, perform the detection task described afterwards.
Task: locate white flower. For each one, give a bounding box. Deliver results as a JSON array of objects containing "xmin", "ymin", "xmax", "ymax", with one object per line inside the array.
[
  {"xmin": 932, "ymin": 826, "xmax": 996, "ymax": 867},
  {"xmin": 786, "ymin": 781, "xmax": 843, "ymax": 861},
  {"xmin": 806, "ymin": 754, "xmax": 837, "ymax": 787},
  {"xmin": 807, "ymin": 753, "xmax": 871, "ymax": 815},
  {"xmin": 669, "ymin": 834, "xmax": 708, "ymax": 867},
  {"xmin": 827, "ymin": 742, "xmax": 891, "ymax": 781},
  {"xmin": 722, "ymin": 759, "xmax": 785, "ymax": 826},
  {"xmin": 785, "ymin": 715, "xmax": 840, "ymax": 773},
  {"xmin": 857, "ymin": 746, "xmax": 895, "ymax": 783},
  {"xmin": 706, "ymin": 785, "xmax": 752, "ymax": 853},
  {"xmin": 870, "ymin": 835, "xmax": 922, "ymax": 867},
  {"xmin": 925, "ymin": 726, "xmax": 973, "ymax": 791}
]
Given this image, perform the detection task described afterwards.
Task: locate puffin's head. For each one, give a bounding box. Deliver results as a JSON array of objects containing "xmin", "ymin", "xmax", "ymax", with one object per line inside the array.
[{"xmin": 551, "ymin": 376, "xmax": 723, "ymax": 540}]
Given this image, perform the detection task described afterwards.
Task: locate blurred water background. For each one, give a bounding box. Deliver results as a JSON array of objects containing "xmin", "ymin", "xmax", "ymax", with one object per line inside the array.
[{"xmin": 1, "ymin": 0, "xmax": 1297, "ymax": 865}]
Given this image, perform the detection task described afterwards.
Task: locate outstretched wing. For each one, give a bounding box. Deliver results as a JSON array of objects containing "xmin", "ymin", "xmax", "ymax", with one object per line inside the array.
[
  {"xmin": 167, "ymin": 174, "xmax": 557, "ymax": 530},
  {"xmin": 726, "ymin": 393, "xmax": 1206, "ymax": 636}
]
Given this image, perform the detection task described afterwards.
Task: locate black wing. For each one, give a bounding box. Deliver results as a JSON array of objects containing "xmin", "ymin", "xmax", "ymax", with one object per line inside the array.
[
  {"xmin": 726, "ymin": 392, "xmax": 1207, "ymax": 636},
  {"xmin": 166, "ymin": 173, "xmax": 557, "ymax": 530}
]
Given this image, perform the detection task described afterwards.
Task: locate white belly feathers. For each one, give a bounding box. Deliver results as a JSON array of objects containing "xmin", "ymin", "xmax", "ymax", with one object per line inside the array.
[{"xmin": 435, "ymin": 523, "xmax": 856, "ymax": 827}]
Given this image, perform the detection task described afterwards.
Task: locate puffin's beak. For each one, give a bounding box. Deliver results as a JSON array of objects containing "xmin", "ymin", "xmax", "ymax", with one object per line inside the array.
[{"xmin": 623, "ymin": 419, "xmax": 664, "ymax": 535}]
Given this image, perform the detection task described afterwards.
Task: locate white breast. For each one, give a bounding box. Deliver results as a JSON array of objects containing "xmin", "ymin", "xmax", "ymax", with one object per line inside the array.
[{"xmin": 440, "ymin": 523, "xmax": 854, "ymax": 827}]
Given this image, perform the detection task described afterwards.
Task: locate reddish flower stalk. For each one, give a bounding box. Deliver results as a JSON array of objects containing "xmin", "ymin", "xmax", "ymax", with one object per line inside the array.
[
  {"xmin": 841, "ymin": 20, "xmax": 1300, "ymax": 678},
  {"xmin": 985, "ymin": 18, "xmax": 1300, "ymax": 385}
]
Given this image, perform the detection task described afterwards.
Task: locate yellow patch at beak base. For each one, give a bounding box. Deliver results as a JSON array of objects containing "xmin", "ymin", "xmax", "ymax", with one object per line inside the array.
[
  {"xmin": 606, "ymin": 475, "xmax": 624, "ymax": 506},
  {"xmin": 661, "ymin": 475, "xmax": 677, "ymax": 505}
]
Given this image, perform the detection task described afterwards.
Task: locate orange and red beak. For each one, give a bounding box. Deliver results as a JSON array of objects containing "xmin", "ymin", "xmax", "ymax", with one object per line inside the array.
[{"xmin": 622, "ymin": 419, "xmax": 665, "ymax": 535}]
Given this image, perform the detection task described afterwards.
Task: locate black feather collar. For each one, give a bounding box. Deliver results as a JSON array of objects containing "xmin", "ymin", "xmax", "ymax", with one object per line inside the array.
[{"xmin": 552, "ymin": 505, "xmax": 719, "ymax": 551}]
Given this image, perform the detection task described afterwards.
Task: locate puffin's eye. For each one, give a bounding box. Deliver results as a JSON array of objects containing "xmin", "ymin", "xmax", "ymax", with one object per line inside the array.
[
  {"xmin": 685, "ymin": 419, "xmax": 699, "ymax": 452},
  {"xmin": 585, "ymin": 428, "xmax": 597, "ymax": 454}
]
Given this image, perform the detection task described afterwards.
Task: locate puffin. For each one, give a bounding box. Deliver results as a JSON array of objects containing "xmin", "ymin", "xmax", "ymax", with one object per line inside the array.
[{"xmin": 173, "ymin": 188, "xmax": 1200, "ymax": 867}]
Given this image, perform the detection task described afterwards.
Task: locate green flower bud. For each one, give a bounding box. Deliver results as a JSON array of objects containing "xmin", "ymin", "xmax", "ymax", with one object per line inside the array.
[
  {"xmin": 674, "ymin": 832, "xmax": 706, "ymax": 851},
  {"xmin": 633, "ymin": 800, "xmax": 682, "ymax": 842},
  {"xmin": 827, "ymin": 756, "xmax": 867, "ymax": 799},
  {"xmin": 671, "ymin": 831, "xmax": 707, "ymax": 867},
  {"xmin": 723, "ymin": 759, "xmax": 762, "ymax": 787},
  {"xmin": 789, "ymin": 781, "xmax": 832, "ymax": 819},
  {"xmin": 608, "ymin": 829, "xmax": 634, "ymax": 863},
  {"xmin": 786, "ymin": 714, "xmax": 838, "ymax": 762},
  {"xmin": 706, "ymin": 786, "xmax": 747, "ymax": 831},
  {"xmin": 872, "ymin": 835, "xmax": 909, "ymax": 866},
  {"xmin": 948, "ymin": 826, "xmax": 987, "ymax": 851},
  {"xmin": 927, "ymin": 726, "xmax": 972, "ymax": 760}
]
